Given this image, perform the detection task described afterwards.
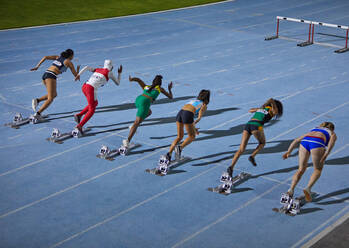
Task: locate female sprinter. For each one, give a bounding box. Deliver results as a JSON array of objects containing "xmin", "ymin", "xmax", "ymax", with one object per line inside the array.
[
  {"xmin": 122, "ymin": 75, "xmax": 173, "ymax": 148},
  {"xmin": 30, "ymin": 49, "xmax": 80, "ymax": 121},
  {"xmin": 226, "ymin": 98, "xmax": 283, "ymax": 177},
  {"xmin": 73, "ymin": 60, "xmax": 122, "ymax": 134},
  {"xmin": 165, "ymin": 90, "xmax": 210, "ymax": 162},
  {"xmin": 282, "ymin": 122, "xmax": 337, "ymax": 202}
]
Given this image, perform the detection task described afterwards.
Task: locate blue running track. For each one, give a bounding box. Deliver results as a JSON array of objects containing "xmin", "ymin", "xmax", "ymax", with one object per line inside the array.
[{"xmin": 0, "ymin": 0, "xmax": 348, "ymax": 247}]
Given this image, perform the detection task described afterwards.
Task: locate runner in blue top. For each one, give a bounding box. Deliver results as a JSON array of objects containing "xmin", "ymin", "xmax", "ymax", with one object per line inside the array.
[
  {"xmin": 283, "ymin": 122, "xmax": 337, "ymax": 202},
  {"xmin": 30, "ymin": 49, "xmax": 80, "ymax": 120},
  {"xmin": 165, "ymin": 89, "xmax": 210, "ymax": 162}
]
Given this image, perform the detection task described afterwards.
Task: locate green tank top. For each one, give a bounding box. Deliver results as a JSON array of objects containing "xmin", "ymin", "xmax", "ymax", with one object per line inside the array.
[
  {"xmin": 248, "ymin": 106, "xmax": 272, "ymax": 126},
  {"xmin": 143, "ymin": 85, "xmax": 161, "ymax": 101}
]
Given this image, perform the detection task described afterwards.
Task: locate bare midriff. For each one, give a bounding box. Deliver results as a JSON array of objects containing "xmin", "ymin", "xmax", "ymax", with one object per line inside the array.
[
  {"xmin": 182, "ymin": 104, "xmax": 196, "ymax": 114},
  {"xmin": 47, "ymin": 65, "xmax": 61, "ymax": 75}
]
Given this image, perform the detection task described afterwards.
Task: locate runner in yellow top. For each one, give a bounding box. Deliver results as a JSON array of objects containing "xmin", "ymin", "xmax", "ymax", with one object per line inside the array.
[
  {"xmin": 123, "ymin": 75, "xmax": 173, "ymax": 148},
  {"xmin": 226, "ymin": 98, "xmax": 283, "ymax": 177}
]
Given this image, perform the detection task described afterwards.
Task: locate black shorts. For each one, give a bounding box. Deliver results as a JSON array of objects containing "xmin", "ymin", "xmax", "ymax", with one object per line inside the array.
[
  {"xmin": 176, "ymin": 109, "xmax": 194, "ymax": 124},
  {"xmin": 42, "ymin": 71, "xmax": 57, "ymax": 80},
  {"xmin": 244, "ymin": 123, "xmax": 263, "ymax": 135}
]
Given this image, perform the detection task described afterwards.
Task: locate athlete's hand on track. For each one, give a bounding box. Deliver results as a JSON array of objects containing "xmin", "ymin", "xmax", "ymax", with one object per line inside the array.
[
  {"xmin": 129, "ymin": 75, "xmax": 133, "ymax": 82},
  {"xmin": 168, "ymin": 82, "xmax": 173, "ymax": 90},
  {"xmin": 75, "ymin": 75, "xmax": 80, "ymax": 81},
  {"xmin": 282, "ymin": 152, "xmax": 290, "ymax": 159},
  {"xmin": 118, "ymin": 65, "xmax": 123, "ymax": 74},
  {"xmin": 30, "ymin": 66, "xmax": 39, "ymax": 71}
]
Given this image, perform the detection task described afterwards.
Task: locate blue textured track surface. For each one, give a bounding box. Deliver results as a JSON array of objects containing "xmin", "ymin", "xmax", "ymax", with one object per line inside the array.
[{"xmin": 1, "ymin": 0, "xmax": 349, "ymax": 247}]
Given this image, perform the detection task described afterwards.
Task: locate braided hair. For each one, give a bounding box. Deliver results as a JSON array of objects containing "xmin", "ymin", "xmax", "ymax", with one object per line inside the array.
[{"xmin": 147, "ymin": 75, "xmax": 163, "ymax": 92}]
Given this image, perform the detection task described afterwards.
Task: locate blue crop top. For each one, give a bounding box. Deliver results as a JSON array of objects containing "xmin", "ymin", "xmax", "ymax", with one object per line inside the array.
[
  {"xmin": 311, "ymin": 127, "xmax": 331, "ymax": 145},
  {"xmin": 187, "ymin": 99, "xmax": 203, "ymax": 114},
  {"xmin": 52, "ymin": 56, "xmax": 67, "ymax": 73}
]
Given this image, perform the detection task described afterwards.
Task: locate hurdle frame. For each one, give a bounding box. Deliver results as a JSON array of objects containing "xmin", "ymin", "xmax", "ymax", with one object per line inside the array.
[
  {"xmin": 311, "ymin": 21, "xmax": 349, "ymax": 53},
  {"xmin": 265, "ymin": 16, "xmax": 349, "ymax": 53}
]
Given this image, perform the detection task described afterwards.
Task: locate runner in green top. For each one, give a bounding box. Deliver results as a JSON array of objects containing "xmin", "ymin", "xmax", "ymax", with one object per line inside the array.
[
  {"xmin": 123, "ymin": 75, "xmax": 173, "ymax": 148},
  {"xmin": 226, "ymin": 98, "xmax": 283, "ymax": 177}
]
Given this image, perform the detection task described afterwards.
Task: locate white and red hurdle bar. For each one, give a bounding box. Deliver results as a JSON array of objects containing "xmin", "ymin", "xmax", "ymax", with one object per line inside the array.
[{"xmin": 265, "ymin": 16, "xmax": 349, "ymax": 53}]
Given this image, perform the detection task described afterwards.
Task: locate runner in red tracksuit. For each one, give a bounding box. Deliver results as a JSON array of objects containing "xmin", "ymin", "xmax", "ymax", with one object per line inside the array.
[{"xmin": 74, "ymin": 60, "xmax": 122, "ymax": 133}]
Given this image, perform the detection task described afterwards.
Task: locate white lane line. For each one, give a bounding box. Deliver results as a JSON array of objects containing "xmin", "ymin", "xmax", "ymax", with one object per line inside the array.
[
  {"xmin": 172, "ymin": 182, "xmax": 285, "ymax": 248},
  {"xmin": 8, "ymin": 134, "xmax": 22, "ymax": 140},
  {"xmin": 0, "ymin": 93, "xmax": 7, "ymax": 101},
  {"xmin": 299, "ymin": 206, "xmax": 349, "ymax": 248},
  {"xmin": 0, "ymin": 100, "xmax": 32, "ymax": 111},
  {"xmin": 270, "ymin": 101, "xmax": 349, "ymax": 142},
  {"xmin": 49, "ymin": 163, "xmax": 221, "ymax": 248},
  {"xmin": 52, "ymin": 100, "xmax": 349, "ymax": 248},
  {"xmin": 0, "ymin": 147, "xmax": 164, "ymax": 220},
  {"xmin": 171, "ymin": 101, "xmax": 349, "ymax": 247},
  {"xmin": 0, "ymin": 143, "xmax": 27, "ymax": 149},
  {"xmin": 0, "ymin": 130, "xmax": 124, "ymax": 177},
  {"xmin": 207, "ymin": 113, "xmax": 249, "ymax": 130}
]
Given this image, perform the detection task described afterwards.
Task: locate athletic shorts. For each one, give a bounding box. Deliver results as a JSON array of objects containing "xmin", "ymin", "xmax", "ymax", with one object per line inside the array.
[
  {"xmin": 300, "ymin": 136, "xmax": 325, "ymax": 152},
  {"xmin": 244, "ymin": 122, "xmax": 263, "ymax": 135},
  {"xmin": 42, "ymin": 70, "xmax": 57, "ymax": 80},
  {"xmin": 176, "ymin": 109, "xmax": 194, "ymax": 124},
  {"xmin": 135, "ymin": 95, "xmax": 151, "ymax": 120}
]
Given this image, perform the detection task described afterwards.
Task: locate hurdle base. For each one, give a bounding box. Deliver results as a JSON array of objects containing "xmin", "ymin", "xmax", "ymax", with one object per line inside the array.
[
  {"xmin": 334, "ymin": 47, "xmax": 349, "ymax": 53},
  {"xmin": 297, "ymin": 41, "xmax": 313, "ymax": 47},
  {"xmin": 265, "ymin": 35, "xmax": 278, "ymax": 41}
]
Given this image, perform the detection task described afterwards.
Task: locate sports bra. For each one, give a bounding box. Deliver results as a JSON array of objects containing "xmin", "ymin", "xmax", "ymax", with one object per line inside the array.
[
  {"xmin": 187, "ymin": 99, "xmax": 203, "ymax": 114},
  {"xmin": 52, "ymin": 56, "xmax": 67, "ymax": 73},
  {"xmin": 143, "ymin": 85, "xmax": 161, "ymax": 101}
]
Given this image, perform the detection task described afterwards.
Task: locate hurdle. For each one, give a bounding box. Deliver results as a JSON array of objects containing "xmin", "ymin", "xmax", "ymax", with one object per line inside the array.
[
  {"xmin": 311, "ymin": 21, "xmax": 349, "ymax": 53},
  {"xmin": 265, "ymin": 16, "xmax": 349, "ymax": 53},
  {"xmin": 265, "ymin": 16, "xmax": 314, "ymax": 47}
]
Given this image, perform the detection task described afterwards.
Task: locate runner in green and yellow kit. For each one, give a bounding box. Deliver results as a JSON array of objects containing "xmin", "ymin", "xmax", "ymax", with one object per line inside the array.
[
  {"xmin": 226, "ymin": 98, "xmax": 283, "ymax": 177},
  {"xmin": 122, "ymin": 75, "xmax": 173, "ymax": 148}
]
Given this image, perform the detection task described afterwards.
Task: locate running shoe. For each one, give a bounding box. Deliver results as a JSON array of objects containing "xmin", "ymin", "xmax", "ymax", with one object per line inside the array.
[{"xmin": 32, "ymin": 99, "xmax": 38, "ymax": 112}]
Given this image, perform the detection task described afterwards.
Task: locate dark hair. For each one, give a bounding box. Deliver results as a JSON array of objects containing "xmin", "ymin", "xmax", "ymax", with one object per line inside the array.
[
  {"xmin": 197, "ymin": 89, "xmax": 210, "ymax": 104},
  {"xmin": 61, "ymin": 49, "xmax": 74, "ymax": 59},
  {"xmin": 274, "ymin": 99, "xmax": 283, "ymax": 118},
  {"xmin": 147, "ymin": 75, "xmax": 163, "ymax": 92},
  {"xmin": 320, "ymin": 122, "xmax": 335, "ymax": 131}
]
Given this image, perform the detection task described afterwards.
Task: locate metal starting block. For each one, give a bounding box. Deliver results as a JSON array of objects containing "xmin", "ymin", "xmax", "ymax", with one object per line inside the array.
[
  {"xmin": 51, "ymin": 128, "xmax": 61, "ymax": 138},
  {"xmin": 219, "ymin": 180, "xmax": 233, "ymax": 194},
  {"xmin": 99, "ymin": 145, "xmax": 110, "ymax": 157},
  {"xmin": 29, "ymin": 115, "xmax": 39, "ymax": 124},
  {"xmin": 13, "ymin": 113, "xmax": 23, "ymax": 123},
  {"xmin": 72, "ymin": 128, "xmax": 82, "ymax": 138},
  {"xmin": 220, "ymin": 172, "xmax": 232, "ymax": 183},
  {"xmin": 119, "ymin": 146, "xmax": 128, "ymax": 156},
  {"xmin": 280, "ymin": 193, "xmax": 292, "ymax": 205}
]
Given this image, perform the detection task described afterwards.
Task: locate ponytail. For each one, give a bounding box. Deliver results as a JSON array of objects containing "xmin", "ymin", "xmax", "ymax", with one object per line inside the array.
[
  {"xmin": 61, "ymin": 49, "xmax": 74, "ymax": 59},
  {"xmin": 273, "ymin": 99, "xmax": 283, "ymax": 118}
]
